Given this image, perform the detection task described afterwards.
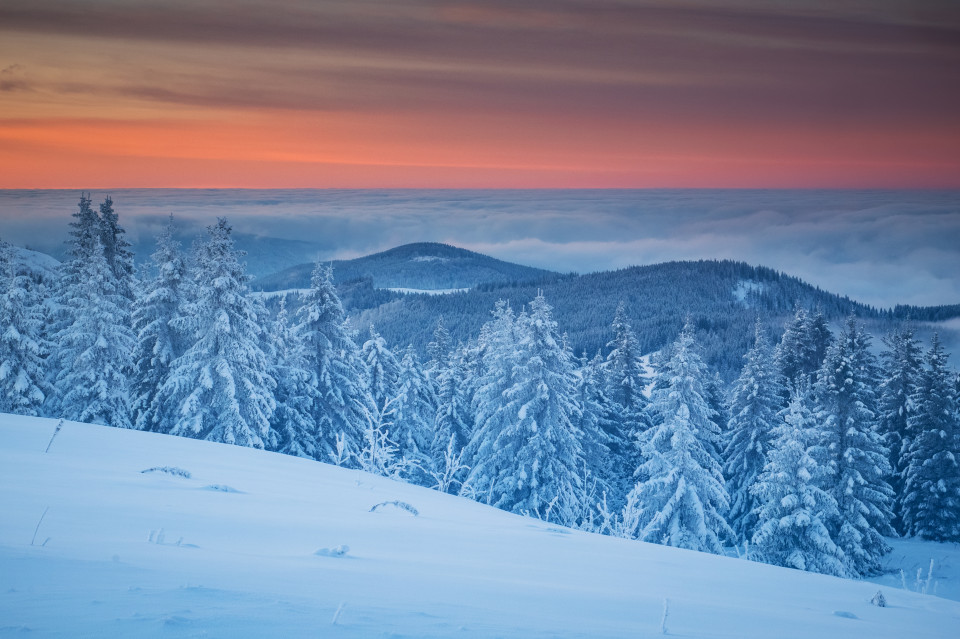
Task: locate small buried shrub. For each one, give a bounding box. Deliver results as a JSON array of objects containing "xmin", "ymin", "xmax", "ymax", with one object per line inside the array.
[
  {"xmin": 369, "ymin": 500, "xmax": 419, "ymax": 516},
  {"xmin": 203, "ymin": 484, "xmax": 242, "ymax": 493},
  {"xmin": 141, "ymin": 466, "xmax": 192, "ymax": 478}
]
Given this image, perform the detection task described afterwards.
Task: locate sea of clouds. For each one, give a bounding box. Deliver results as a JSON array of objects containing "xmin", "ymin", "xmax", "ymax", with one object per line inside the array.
[{"xmin": 1, "ymin": 189, "xmax": 957, "ymax": 308}]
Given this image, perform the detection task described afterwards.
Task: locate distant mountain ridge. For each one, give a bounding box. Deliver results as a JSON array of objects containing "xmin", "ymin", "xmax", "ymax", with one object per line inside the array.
[
  {"xmin": 332, "ymin": 256, "xmax": 960, "ymax": 381},
  {"xmin": 251, "ymin": 242, "xmax": 560, "ymax": 291}
]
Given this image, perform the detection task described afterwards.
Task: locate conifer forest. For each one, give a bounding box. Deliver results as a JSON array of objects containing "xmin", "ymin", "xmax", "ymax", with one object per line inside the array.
[{"xmin": 2, "ymin": 195, "xmax": 959, "ymax": 582}]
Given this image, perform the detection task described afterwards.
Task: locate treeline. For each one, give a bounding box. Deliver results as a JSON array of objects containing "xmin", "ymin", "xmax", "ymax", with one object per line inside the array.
[{"xmin": 1, "ymin": 196, "xmax": 959, "ymax": 582}]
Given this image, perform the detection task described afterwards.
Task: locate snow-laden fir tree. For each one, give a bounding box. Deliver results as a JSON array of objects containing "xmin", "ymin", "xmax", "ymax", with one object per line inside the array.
[
  {"xmin": 50, "ymin": 194, "xmax": 138, "ymax": 424},
  {"xmin": 156, "ymin": 218, "xmax": 276, "ymax": 448},
  {"xmin": 52, "ymin": 235, "xmax": 134, "ymax": 428},
  {"xmin": 751, "ymin": 386, "xmax": 849, "ymax": 577},
  {"xmin": 466, "ymin": 300, "xmax": 523, "ymax": 500},
  {"xmin": 296, "ymin": 261, "xmax": 375, "ymax": 465},
  {"xmin": 362, "ymin": 325, "xmax": 401, "ymax": 412},
  {"xmin": 392, "ymin": 345, "xmax": 437, "ymax": 484},
  {"xmin": 878, "ymin": 324, "xmax": 923, "ymax": 533},
  {"xmin": 0, "ymin": 240, "xmax": 50, "ymax": 416},
  {"xmin": 432, "ymin": 344, "xmax": 475, "ymax": 493},
  {"xmin": 774, "ymin": 305, "xmax": 809, "ymax": 386},
  {"xmin": 98, "ymin": 196, "xmax": 135, "ymax": 302},
  {"xmin": 812, "ymin": 315, "xmax": 894, "ymax": 577},
  {"xmin": 901, "ymin": 334, "xmax": 960, "ymax": 541},
  {"xmin": 472, "ymin": 294, "xmax": 585, "ymax": 525},
  {"xmin": 53, "ymin": 194, "xmax": 101, "ymax": 307},
  {"xmin": 806, "ymin": 309, "xmax": 832, "ymax": 378},
  {"xmin": 573, "ymin": 351, "xmax": 619, "ymax": 517},
  {"xmin": 621, "ymin": 320, "xmax": 733, "ymax": 553},
  {"xmin": 604, "ymin": 301, "xmax": 650, "ymax": 444},
  {"xmin": 267, "ymin": 297, "xmax": 318, "ymax": 459},
  {"xmin": 426, "ymin": 316, "xmax": 452, "ymax": 378},
  {"xmin": 48, "ymin": 194, "xmax": 102, "ymax": 359},
  {"xmin": 703, "ymin": 370, "xmax": 729, "ymax": 461},
  {"xmin": 775, "ymin": 305, "xmax": 831, "ymax": 388},
  {"xmin": 723, "ymin": 319, "xmax": 785, "ymax": 540},
  {"xmin": 130, "ymin": 215, "xmax": 187, "ymax": 432}
]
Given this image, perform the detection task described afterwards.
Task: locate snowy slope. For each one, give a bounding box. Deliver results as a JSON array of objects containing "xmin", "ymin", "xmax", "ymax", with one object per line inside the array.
[
  {"xmin": 1, "ymin": 415, "xmax": 958, "ymax": 638},
  {"xmin": 9, "ymin": 246, "xmax": 59, "ymax": 282}
]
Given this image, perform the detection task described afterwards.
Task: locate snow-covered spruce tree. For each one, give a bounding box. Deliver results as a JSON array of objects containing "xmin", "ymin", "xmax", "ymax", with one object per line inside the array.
[
  {"xmin": 98, "ymin": 196, "xmax": 135, "ymax": 302},
  {"xmin": 774, "ymin": 305, "xmax": 808, "ymax": 386},
  {"xmin": 362, "ymin": 325, "xmax": 401, "ymax": 412},
  {"xmin": 604, "ymin": 302, "xmax": 650, "ymax": 455},
  {"xmin": 392, "ymin": 345, "xmax": 437, "ymax": 484},
  {"xmin": 878, "ymin": 324, "xmax": 923, "ymax": 533},
  {"xmin": 130, "ymin": 215, "xmax": 187, "ymax": 432},
  {"xmin": 466, "ymin": 300, "xmax": 523, "ymax": 501},
  {"xmin": 0, "ymin": 240, "xmax": 50, "ymax": 416},
  {"xmin": 426, "ymin": 315, "xmax": 452, "ymax": 379},
  {"xmin": 812, "ymin": 315, "xmax": 894, "ymax": 577},
  {"xmin": 474, "ymin": 294, "xmax": 585, "ymax": 525},
  {"xmin": 806, "ymin": 308, "xmax": 832, "ymax": 379},
  {"xmin": 156, "ymin": 218, "xmax": 276, "ymax": 448},
  {"xmin": 296, "ymin": 261, "xmax": 374, "ymax": 465},
  {"xmin": 53, "ymin": 194, "xmax": 101, "ymax": 309},
  {"xmin": 622, "ymin": 320, "xmax": 733, "ymax": 553},
  {"xmin": 703, "ymin": 370, "xmax": 729, "ymax": 461},
  {"xmin": 52, "ymin": 235, "xmax": 134, "ymax": 428},
  {"xmin": 775, "ymin": 305, "xmax": 831, "ymax": 389},
  {"xmin": 751, "ymin": 386, "xmax": 849, "ymax": 577},
  {"xmin": 901, "ymin": 334, "xmax": 960, "ymax": 541},
  {"xmin": 723, "ymin": 320, "xmax": 785, "ymax": 541},
  {"xmin": 47, "ymin": 195, "xmax": 94, "ymax": 410},
  {"xmin": 267, "ymin": 297, "xmax": 318, "ymax": 459},
  {"xmin": 432, "ymin": 344, "xmax": 475, "ymax": 493},
  {"xmin": 573, "ymin": 351, "xmax": 619, "ymax": 520}
]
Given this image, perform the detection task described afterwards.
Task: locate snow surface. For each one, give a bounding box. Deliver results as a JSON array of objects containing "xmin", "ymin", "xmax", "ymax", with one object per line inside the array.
[
  {"xmin": 1, "ymin": 414, "xmax": 959, "ymax": 638},
  {"xmin": 733, "ymin": 280, "xmax": 765, "ymax": 305},
  {"xmin": 9, "ymin": 246, "xmax": 60, "ymax": 280},
  {"xmin": 871, "ymin": 537, "xmax": 960, "ymax": 603}
]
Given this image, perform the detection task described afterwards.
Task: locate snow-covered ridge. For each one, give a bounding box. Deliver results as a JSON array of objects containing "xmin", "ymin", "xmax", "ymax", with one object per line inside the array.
[
  {"xmin": 10, "ymin": 245, "xmax": 60, "ymax": 281},
  {"xmin": 1, "ymin": 414, "xmax": 957, "ymax": 638}
]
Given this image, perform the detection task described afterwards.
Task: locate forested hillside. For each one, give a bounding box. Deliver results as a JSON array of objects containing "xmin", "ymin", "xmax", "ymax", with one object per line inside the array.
[
  {"xmin": 341, "ymin": 260, "xmax": 959, "ymax": 380},
  {"xmin": 3, "ymin": 197, "xmax": 960, "ymax": 587}
]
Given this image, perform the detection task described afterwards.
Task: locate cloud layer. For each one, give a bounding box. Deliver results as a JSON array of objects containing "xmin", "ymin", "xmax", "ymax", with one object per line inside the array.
[{"xmin": 2, "ymin": 188, "xmax": 957, "ymax": 308}]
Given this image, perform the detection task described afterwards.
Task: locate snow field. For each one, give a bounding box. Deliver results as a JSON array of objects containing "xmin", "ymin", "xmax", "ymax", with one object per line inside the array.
[{"xmin": 1, "ymin": 414, "xmax": 959, "ymax": 638}]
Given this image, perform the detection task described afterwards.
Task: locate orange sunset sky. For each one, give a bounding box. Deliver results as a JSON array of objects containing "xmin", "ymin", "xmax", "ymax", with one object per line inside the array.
[{"xmin": 1, "ymin": 0, "xmax": 959, "ymax": 189}]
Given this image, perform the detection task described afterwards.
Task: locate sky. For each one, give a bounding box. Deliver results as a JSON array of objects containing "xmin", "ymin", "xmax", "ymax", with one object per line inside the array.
[
  {"xmin": 1, "ymin": 0, "xmax": 959, "ymax": 188},
  {"xmin": 2, "ymin": 189, "xmax": 958, "ymax": 309}
]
